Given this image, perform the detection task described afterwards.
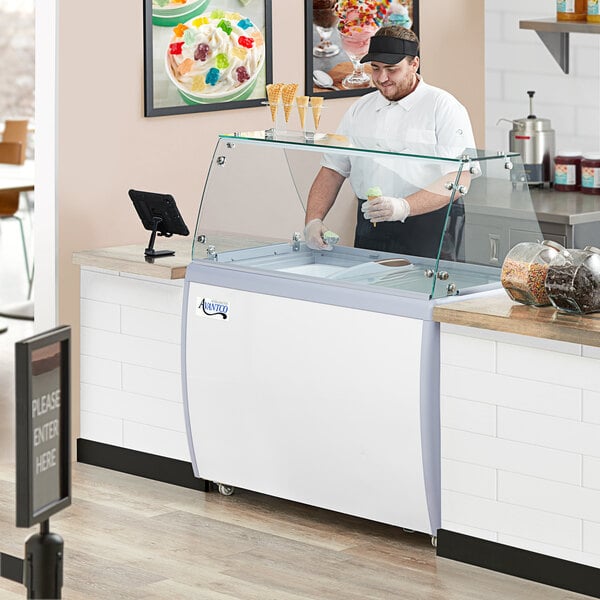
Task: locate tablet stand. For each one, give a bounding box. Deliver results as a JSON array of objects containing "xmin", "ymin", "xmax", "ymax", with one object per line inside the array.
[{"xmin": 145, "ymin": 216, "xmax": 175, "ymax": 257}]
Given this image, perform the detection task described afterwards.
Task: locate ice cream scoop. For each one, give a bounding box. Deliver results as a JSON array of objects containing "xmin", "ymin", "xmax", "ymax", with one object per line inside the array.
[{"xmin": 323, "ymin": 230, "xmax": 340, "ymax": 245}]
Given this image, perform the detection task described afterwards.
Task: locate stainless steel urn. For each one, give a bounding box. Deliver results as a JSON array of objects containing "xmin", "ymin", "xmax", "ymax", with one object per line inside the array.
[{"xmin": 501, "ymin": 91, "xmax": 556, "ymax": 186}]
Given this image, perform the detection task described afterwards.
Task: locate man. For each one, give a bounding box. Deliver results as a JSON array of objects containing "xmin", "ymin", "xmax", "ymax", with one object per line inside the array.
[{"xmin": 304, "ymin": 25, "xmax": 476, "ymax": 258}]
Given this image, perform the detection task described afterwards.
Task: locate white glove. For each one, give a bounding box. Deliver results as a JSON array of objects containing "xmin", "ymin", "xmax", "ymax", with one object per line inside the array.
[
  {"xmin": 303, "ymin": 218, "xmax": 332, "ymax": 251},
  {"xmin": 361, "ymin": 196, "xmax": 410, "ymax": 223}
]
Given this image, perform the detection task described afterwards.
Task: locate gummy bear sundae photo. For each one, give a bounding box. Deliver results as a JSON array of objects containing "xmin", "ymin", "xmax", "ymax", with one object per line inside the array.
[{"xmin": 145, "ymin": 0, "xmax": 270, "ymax": 115}]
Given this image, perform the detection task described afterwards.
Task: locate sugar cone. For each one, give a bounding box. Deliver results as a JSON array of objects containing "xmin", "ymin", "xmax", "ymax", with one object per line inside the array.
[
  {"xmin": 282, "ymin": 83, "xmax": 298, "ymax": 123},
  {"xmin": 296, "ymin": 96, "xmax": 309, "ymax": 129},
  {"xmin": 266, "ymin": 83, "xmax": 283, "ymax": 122},
  {"xmin": 311, "ymin": 96, "xmax": 323, "ymax": 129},
  {"xmin": 367, "ymin": 186, "xmax": 382, "ymax": 228}
]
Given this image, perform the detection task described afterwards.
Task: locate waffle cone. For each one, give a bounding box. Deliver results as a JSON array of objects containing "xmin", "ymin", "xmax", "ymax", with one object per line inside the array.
[
  {"xmin": 282, "ymin": 83, "xmax": 298, "ymax": 122},
  {"xmin": 266, "ymin": 83, "xmax": 283, "ymax": 121},
  {"xmin": 368, "ymin": 192, "xmax": 381, "ymax": 228},
  {"xmin": 296, "ymin": 96, "xmax": 309, "ymax": 128},
  {"xmin": 311, "ymin": 96, "xmax": 324, "ymax": 129}
]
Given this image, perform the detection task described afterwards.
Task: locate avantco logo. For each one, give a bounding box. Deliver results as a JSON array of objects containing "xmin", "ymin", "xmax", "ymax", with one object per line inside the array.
[{"xmin": 197, "ymin": 297, "xmax": 229, "ymax": 319}]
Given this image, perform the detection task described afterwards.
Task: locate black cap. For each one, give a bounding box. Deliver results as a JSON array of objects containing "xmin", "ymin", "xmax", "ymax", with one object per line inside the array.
[{"xmin": 359, "ymin": 36, "xmax": 419, "ymax": 64}]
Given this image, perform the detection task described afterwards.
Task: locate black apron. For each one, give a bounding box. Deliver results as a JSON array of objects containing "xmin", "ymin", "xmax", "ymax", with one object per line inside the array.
[{"xmin": 354, "ymin": 199, "xmax": 465, "ymax": 260}]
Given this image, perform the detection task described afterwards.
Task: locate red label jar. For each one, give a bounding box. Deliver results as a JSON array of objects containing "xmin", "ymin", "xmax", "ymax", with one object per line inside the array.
[
  {"xmin": 581, "ymin": 153, "xmax": 600, "ymax": 195},
  {"xmin": 554, "ymin": 151, "xmax": 581, "ymax": 192}
]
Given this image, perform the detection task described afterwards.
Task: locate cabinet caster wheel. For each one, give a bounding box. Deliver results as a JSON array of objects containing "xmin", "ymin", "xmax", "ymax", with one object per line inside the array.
[
  {"xmin": 217, "ymin": 483, "xmax": 235, "ymax": 496},
  {"xmin": 431, "ymin": 535, "xmax": 437, "ymax": 548}
]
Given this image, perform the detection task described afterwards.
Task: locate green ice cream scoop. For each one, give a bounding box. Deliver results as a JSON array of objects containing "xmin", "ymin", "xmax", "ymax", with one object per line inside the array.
[
  {"xmin": 367, "ymin": 186, "xmax": 382, "ymax": 198},
  {"xmin": 323, "ymin": 230, "xmax": 340, "ymax": 245}
]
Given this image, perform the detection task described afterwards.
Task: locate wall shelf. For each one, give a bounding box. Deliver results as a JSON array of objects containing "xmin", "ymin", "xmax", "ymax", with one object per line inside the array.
[{"xmin": 519, "ymin": 18, "xmax": 600, "ymax": 74}]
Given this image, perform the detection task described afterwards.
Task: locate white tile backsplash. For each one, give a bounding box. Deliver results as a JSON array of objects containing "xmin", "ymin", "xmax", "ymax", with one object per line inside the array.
[
  {"xmin": 583, "ymin": 456, "xmax": 600, "ymax": 491},
  {"xmin": 80, "ymin": 410, "xmax": 123, "ymax": 447},
  {"xmin": 498, "ymin": 406, "xmax": 600, "ymax": 458},
  {"xmin": 583, "ymin": 521, "xmax": 600, "ymax": 556},
  {"xmin": 498, "ymin": 471, "xmax": 600, "ymax": 523},
  {"xmin": 80, "ymin": 355, "xmax": 122, "ymax": 390},
  {"xmin": 81, "ymin": 269, "xmax": 183, "ymax": 315},
  {"xmin": 81, "ymin": 327, "xmax": 181, "ymax": 373},
  {"xmin": 440, "ymin": 333, "xmax": 495, "ymax": 372},
  {"xmin": 79, "ymin": 268, "xmax": 188, "ymax": 461},
  {"xmin": 122, "ymin": 363, "xmax": 182, "ymax": 404},
  {"xmin": 485, "ymin": 0, "xmax": 600, "ymax": 152},
  {"xmin": 441, "ymin": 458, "xmax": 496, "ymax": 499},
  {"xmin": 121, "ymin": 305, "xmax": 182, "ymax": 345},
  {"xmin": 443, "ymin": 490, "xmax": 581, "ymax": 550},
  {"xmin": 81, "ymin": 383, "xmax": 185, "ymax": 433},
  {"xmin": 123, "ymin": 421, "xmax": 190, "ymax": 462},
  {"xmin": 441, "ymin": 396, "xmax": 497, "ymax": 436},
  {"xmin": 583, "ymin": 390, "xmax": 600, "ymax": 425},
  {"xmin": 441, "ymin": 317, "xmax": 600, "ymax": 569},
  {"xmin": 80, "ymin": 298, "xmax": 120, "ymax": 333},
  {"xmin": 441, "ymin": 364, "xmax": 582, "ymax": 420},
  {"xmin": 497, "ymin": 343, "xmax": 600, "ymax": 392},
  {"xmin": 442, "ymin": 427, "xmax": 581, "ymax": 485}
]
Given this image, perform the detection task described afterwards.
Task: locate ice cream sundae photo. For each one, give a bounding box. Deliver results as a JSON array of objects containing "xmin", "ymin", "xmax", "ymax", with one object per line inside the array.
[{"xmin": 165, "ymin": 9, "xmax": 265, "ymax": 104}]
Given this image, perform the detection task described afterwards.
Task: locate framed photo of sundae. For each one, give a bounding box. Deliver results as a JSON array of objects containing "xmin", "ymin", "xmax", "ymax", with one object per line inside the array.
[
  {"xmin": 144, "ymin": 0, "xmax": 273, "ymax": 116},
  {"xmin": 305, "ymin": 0, "xmax": 419, "ymax": 99}
]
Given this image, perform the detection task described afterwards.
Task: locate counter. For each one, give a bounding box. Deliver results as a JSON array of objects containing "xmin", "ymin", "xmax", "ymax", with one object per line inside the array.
[
  {"xmin": 433, "ymin": 291, "xmax": 600, "ymax": 347},
  {"xmin": 433, "ymin": 290, "xmax": 600, "ymax": 598}
]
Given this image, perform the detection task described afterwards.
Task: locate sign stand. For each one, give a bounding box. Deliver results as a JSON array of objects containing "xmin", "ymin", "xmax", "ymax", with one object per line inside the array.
[
  {"xmin": 0, "ymin": 326, "xmax": 71, "ymax": 599},
  {"xmin": 24, "ymin": 520, "xmax": 64, "ymax": 598}
]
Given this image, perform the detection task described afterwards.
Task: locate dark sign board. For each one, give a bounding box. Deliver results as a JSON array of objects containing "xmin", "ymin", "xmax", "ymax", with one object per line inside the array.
[{"xmin": 16, "ymin": 326, "xmax": 71, "ymax": 528}]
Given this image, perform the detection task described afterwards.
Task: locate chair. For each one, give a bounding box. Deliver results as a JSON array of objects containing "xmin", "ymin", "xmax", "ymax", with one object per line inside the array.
[
  {"xmin": 0, "ymin": 142, "xmax": 32, "ymax": 299},
  {"xmin": 2, "ymin": 120, "xmax": 28, "ymax": 164},
  {"xmin": 0, "ymin": 141, "xmax": 22, "ymax": 164}
]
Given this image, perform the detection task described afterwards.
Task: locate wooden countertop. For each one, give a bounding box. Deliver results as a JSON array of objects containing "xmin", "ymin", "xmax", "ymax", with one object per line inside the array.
[
  {"xmin": 433, "ymin": 291, "xmax": 600, "ymax": 348},
  {"xmin": 72, "ymin": 232, "xmax": 280, "ymax": 280}
]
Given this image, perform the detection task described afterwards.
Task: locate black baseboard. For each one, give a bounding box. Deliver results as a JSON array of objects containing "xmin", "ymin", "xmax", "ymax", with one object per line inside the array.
[
  {"xmin": 437, "ymin": 529, "xmax": 600, "ymax": 598},
  {"xmin": 77, "ymin": 439, "xmax": 209, "ymax": 491}
]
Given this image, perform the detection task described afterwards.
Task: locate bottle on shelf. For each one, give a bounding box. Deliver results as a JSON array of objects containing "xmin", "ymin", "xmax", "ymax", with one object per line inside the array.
[
  {"xmin": 588, "ymin": 0, "xmax": 600, "ymax": 22},
  {"xmin": 557, "ymin": 0, "xmax": 586, "ymax": 21}
]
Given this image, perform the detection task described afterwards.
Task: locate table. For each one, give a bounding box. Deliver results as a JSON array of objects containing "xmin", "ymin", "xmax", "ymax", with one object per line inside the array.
[{"xmin": 0, "ymin": 178, "xmax": 34, "ymax": 193}]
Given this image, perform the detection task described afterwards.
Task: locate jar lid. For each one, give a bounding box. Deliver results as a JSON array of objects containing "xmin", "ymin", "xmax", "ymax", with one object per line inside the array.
[
  {"xmin": 556, "ymin": 150, "xmax": 582, "ymax": 157},
  {"xmin": 582, "ymin": 153, "xmax": 600, "ymax": 160},
  {"xmin": 542, "ymin": 239, "xmax": 566, "ymax": 253}
]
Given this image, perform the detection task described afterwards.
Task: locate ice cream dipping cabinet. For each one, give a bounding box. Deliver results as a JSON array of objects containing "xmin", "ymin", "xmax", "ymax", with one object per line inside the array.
[{"xmin": 182, "ymin": 131, "xmax": 542, "ymax": 539}]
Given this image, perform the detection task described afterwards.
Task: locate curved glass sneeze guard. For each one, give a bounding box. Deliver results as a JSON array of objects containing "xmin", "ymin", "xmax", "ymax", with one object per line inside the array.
[{"xmin": 193, "ymin": 131, "xmax": 539, "ymax": 300}]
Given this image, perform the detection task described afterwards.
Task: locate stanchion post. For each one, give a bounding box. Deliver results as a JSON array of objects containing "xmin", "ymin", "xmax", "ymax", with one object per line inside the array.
[{"xmin": 24, "ymin": 519, "xmax": 63, "ymax": 599}]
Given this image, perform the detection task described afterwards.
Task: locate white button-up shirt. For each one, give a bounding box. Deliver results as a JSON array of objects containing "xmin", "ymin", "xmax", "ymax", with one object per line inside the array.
[{"xmin": 322, "ymin": 77, "xmax": 477, "ymax": 200}]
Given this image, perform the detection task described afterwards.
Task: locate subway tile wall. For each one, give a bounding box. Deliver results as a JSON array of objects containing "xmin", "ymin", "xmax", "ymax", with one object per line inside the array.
[
  {"xmin": 485, "ymin": 0, "xmax": 600, "ymax": 153},
  {"xmin": 79, "ymin": 267, "xmax": 189, "ymax": 461},
  {"xmin": 440, "ymin": 323, "xmax": 600, "ymax": 569}
]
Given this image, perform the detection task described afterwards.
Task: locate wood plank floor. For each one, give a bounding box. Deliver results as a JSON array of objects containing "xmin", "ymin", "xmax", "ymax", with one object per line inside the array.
[{"xmin": 0, "ymin": 460, "xmax": 594, "ymax": 599}]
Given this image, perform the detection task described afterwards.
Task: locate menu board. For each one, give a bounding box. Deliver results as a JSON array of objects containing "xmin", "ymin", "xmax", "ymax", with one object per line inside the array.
[{"xmin": 16, "ymin": 326, "xmax": 71, "ymax": 528}]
